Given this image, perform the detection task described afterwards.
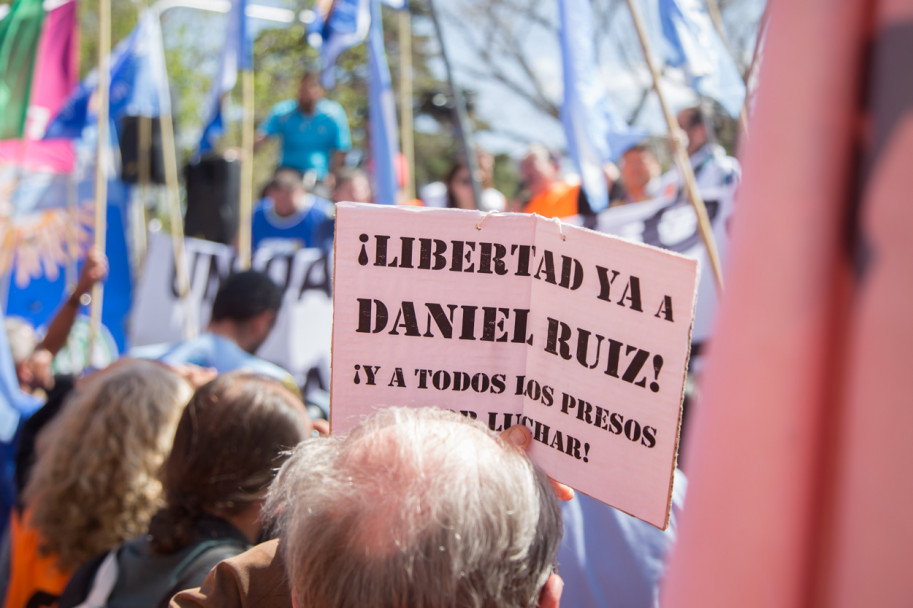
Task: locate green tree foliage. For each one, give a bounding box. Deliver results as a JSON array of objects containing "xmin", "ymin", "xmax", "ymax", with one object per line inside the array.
[
  {"xmin": 243, "ymin": 4, "xmax": 494, "ymax": 193},
  {"xmin": 199, "ymin": 4, "xmax": 473, "ymax": 194},
  {"xmin": 76, "ymin": 1, "xmax": 138, "ymax": 77},
  {"xmin": 5, "ymin": 0, "xmax": 496, "ymax": 195}
]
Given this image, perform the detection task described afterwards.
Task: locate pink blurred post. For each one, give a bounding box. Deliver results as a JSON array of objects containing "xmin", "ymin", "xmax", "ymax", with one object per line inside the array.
[{"xmin": 661, "ymin": 0, "xmax": 875, "ymax": 606}]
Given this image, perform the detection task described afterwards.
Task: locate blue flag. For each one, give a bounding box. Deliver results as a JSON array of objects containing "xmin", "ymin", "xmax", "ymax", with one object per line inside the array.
[
  {"xmin": 367, "ymin": 0, "xmax": 399, "ymax": 205},
  {"xmin": 309, "ymin": 0, "xmax": 370, "ymax": 88},
  {"xmin": 658, "ymin": 0, "xmax": 745, "ymax": 117},
  {"xmin": 308, "ymin": 0, "xmax": 405, "ymax": 88},
  {"xmin": 559, "ymin": 0, "xmax": 646, "ymax": 212},
  {"xmin": 44, "ymin": 10, "xmax": 171, "ymax": 140},
  {"xmin": 197, "ymin": 0, "xmax": 252, "ymax": 156}
]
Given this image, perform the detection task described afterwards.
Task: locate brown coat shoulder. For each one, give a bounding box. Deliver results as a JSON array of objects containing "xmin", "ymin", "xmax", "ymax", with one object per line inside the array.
[{"xmin": 170, "ymin": 539, "xmax": 291, "ymax": 608}]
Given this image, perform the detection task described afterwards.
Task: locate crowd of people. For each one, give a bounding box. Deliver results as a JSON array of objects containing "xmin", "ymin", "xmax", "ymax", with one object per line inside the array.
[
  {"xmin": 3, "ymin": 256, "xmax": 682, "ymax": 607},
  {"xmin": 0, "ymin": 71, "xmax": 740, "ymax": 608},
  {"xmin": 0, "ymin": 328, "xmax": 617, "ymax": 608},
  {"xmin": 243, "ymin": 73, "xmax": 739, "ymax": 257}
]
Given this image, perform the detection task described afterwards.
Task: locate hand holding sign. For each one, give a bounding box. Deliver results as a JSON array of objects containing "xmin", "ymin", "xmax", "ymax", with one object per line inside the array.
[
  {"xmin": 331, "ymin": 204, "xmax": 698, "ymax": 529},
  {"xmin": 501, "ymin": 424, "xmax": 576, "ymax": 502}
]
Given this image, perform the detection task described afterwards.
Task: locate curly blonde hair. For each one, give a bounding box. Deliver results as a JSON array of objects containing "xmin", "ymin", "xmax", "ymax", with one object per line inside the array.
[{"xmin": 23, "ymin": 359, "xmax": 192, "ymax": 573}]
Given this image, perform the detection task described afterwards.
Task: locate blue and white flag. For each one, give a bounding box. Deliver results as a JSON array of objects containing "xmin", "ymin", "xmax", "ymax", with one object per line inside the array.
[
  {"xmin": 308, "ymin": 0, "xmax": 405, "ymax": 88},
  {"xmin": 309, "ymin": 0, "xmax": 370, "ymax": 88},
  {"xmin": 658, "ymin": 0, "xmax": 745, "ymax": 117},
  {"xmin": 197, "ymin": 0, "xmax": 252, "ymax": 156},
  {"xmin": 44, "ymin": 10, "xmax": 171, "ymax": 140},
  {"xmin": 367, "ymin": 0, "xmax": 399, "ymax": 205},
  {"xmin": 559, "ymin": 0, "xmax": 646, "ymax": 212}
]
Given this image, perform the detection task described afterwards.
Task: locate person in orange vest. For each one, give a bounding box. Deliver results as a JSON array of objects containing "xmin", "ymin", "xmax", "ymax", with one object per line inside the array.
[{"xmin": 515, "ymin": 144, "xmax": 580, "ymax": 219}]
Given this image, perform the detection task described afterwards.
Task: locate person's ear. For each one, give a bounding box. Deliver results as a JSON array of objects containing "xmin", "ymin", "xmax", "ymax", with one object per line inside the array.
[
  {"xmin": 538, "ymin": 572, "xmax": 563, "ymax": 608},
  {"xmin": 238, "ymin": 309, "xmax": 278, "ymax": 353},
  {"xmin": 254, "ymin": 309, "xmax": 278, "ymax": 335}
]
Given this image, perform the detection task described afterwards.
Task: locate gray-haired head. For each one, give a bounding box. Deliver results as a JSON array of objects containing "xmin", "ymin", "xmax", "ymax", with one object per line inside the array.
[
  {"xmin": 267, "ymin": 406, "xmax": 562, "ymax": 608},
  {"xmin": 4, "ymin": 316, "xmax": 39, "ymax": 364}
]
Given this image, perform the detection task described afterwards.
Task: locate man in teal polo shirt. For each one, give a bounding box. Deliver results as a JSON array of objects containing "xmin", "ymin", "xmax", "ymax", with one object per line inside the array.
[{"xmin": 255, "ymin": 73, "xmax": 351, "ymax": 188}]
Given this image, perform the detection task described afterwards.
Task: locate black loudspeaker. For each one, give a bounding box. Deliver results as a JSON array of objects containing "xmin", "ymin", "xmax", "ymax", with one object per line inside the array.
[
  {"xmin": 183, "ymin": 156, "xmax": 241, "ymax": 245},
  {"xmin": 119, "ymin": 115, "xmax": 166, "ymax": 184}
]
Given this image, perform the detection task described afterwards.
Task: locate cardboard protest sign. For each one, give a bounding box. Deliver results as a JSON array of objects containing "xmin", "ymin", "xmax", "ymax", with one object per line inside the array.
[
  {"xmin": 130, "ymin": 230, "xmax": 333, "ymax": 395},
  {"xmin": 331, "ymin": 203, "xmax": 699, "ymax": 528}
]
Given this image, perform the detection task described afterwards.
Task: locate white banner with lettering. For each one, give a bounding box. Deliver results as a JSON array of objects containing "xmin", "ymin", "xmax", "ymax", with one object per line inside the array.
[
  {"xmin": 577, "ymin": 187, "xmax": 734, "ymax": 353},
  {"xmin": 130, "ymin": 230, "xmax": 333, "ymax": 394}
]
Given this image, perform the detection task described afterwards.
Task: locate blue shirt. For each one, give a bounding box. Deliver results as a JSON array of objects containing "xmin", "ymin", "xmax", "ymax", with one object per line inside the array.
[
  {"xmin": 556, "ymin": 470, "xmax": 687, "ymax": 608},
  {"xmin": 259, "ymin": 99, "xmax": 351, "ymax": 179},
  {"xmin": 131, "ymin": 333, "xmax": 296, "ymax": 390},
  {"xmin": 251, "ymin": 196, "xmax": 335, "ymax": 253}
]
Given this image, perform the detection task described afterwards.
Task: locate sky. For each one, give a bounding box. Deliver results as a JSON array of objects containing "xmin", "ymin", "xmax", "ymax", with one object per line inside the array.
[
  {"xmin": 434, "ymin": 0, "xmax": 765, "ymax": 156},
  {"xmin": 0, "ymin": 0, "xmax": 764, "ymax": 159}
]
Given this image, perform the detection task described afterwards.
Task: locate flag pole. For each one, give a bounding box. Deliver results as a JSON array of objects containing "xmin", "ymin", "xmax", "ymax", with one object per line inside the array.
[
  {"xmin": 65, "ymin": 168, "xmax": 79, "ymax": 290},
  {"xmin": 739, "ymin": 5, "xmax": 769, "ymax": 139},
  {"xmin": 131, "ymin": 0, "xmax": 148, "ymax": 275},
  {"xmin": 737, "ymin": 96, "xmax": 750, "ymax": 137},
  {"xmin": 426, "ymin": 0, "xmax": 482, "ymax": 210},
  {"xmin": 88, "ymin": 0, "xmax": 112, "ymax": 362},
  {"xmin": 704, "ymin": 0, "xmax": 730, "ymax": 50},
  {"xmin": 159, "ymin": 111, "xmax": 197, "ymax": 339},
  {"xmin": 133, "ymin": 115, "xmax": 151, "ymax": 270},
  {"xmin": 398, "ymin": 8, "xmax": 415, "ymax": 202},
  {"xmin": 238, "ymin": 68, "xmax": 255, "ymax": 269},
  {"xmin": 625, "ymin": 0, "xmax": 724, "ymax": 292},
  {"xmin": 704, "ymin": 0, "xmax": 748, "ymax": 135}
]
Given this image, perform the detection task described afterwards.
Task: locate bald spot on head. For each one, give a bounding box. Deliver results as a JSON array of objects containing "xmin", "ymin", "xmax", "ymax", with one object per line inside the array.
[{"xmin": 333, "ymin": 416, "xmax": 490, "ymax": 558}]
